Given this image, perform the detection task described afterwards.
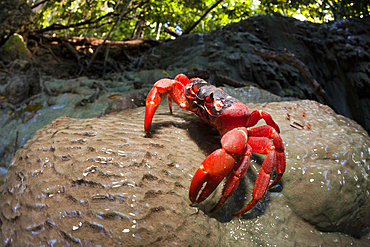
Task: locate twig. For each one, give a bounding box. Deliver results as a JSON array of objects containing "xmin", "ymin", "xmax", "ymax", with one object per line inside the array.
[
  {"xmin": 80, "ymin": 0, "xmax": 134, "ymax": 76},
  {"xmin": 164, "ymin": 27, "xmax": 180, "ymax": 38},
  {"xmin": 39, "ymin": 43, "xmax": 62, "ymax": 63},
  {"xmin": 34, "ymin": 12, "xmax": 116, "ymax": 33},
  {"xmin": 62, "ymin": 41, "xmax": 82, "ymax": 66},
  {"xmin": 30, "ymin": 0, "xmax": 49, "ymax": 9},
  {"xmin": 12, "ymin": 129, "xmax": 19, "ymax": 157},
  {"xmin": 103, "ymin": 0, "xmax": 124, "ymax": 77}
]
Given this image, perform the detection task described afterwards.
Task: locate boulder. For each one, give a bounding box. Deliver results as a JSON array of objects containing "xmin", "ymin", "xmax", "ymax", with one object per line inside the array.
[
  {"xmin": 0, "ymin": 97, "xmax": 369, "ymax": 245},
  {"xmin": 2, "ymin": 74, "xmax": 29, "ymax": 105},
  {"xmin": 0, "ymin": 34, "xmax": 32, "ymax": 64}
]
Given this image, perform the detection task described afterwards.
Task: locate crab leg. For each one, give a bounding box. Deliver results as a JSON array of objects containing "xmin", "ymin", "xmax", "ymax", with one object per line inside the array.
[
  {"xmin": 248, "ymin": 110, "xmax": 281, "ymax": 133},
  {"xmin": 233, "ymin": 136, "xmax": 276, "ymax": 215},
  {"xmin": 248, "ymin": 125, "xmax": 286, "ymax": 189},
  {"xmin": 144, "ymin": 74, "xmax": 191, "ymax": 137}
]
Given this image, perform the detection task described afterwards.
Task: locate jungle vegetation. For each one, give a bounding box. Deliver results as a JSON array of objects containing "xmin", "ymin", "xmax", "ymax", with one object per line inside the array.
[{"xmin": 29, "ymin": 0, "xmax": 369, "ymax": 41}]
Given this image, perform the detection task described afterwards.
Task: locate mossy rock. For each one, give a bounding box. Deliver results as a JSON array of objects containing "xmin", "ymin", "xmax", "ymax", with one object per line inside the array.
[{"xmin": 0, "ymin": 34, "xmax": 32, "ymax": 64}]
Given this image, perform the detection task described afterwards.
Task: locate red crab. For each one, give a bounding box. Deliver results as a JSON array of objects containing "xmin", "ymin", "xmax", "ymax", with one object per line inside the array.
[{"xmin": 144, "ymin": 74, "xmax": 286, "ymax": 215}]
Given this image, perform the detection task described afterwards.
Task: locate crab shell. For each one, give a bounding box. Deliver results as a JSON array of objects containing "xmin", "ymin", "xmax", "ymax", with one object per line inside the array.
[{"xmin": 185, "ymin": 78, "xmax": 251, "ymax": 132}]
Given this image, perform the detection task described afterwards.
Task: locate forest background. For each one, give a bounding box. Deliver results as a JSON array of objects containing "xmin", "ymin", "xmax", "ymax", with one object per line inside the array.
[{"xmin": 29, "ymin": 0, "xmax": 369, "ymax": 43}]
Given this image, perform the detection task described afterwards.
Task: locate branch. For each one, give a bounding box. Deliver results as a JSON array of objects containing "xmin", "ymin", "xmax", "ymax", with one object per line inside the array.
[
  {"xmin": 103, "ymin": 0, "xmax": 124, "ymax": 77},
  {"xmin": 30, "ymin": 0, "xmax": 49, "ymax": 9},
  {"xmin": 164, "ymin": 27, "xmax": 180, "ymax": 38},
  {"xmin": 126, "ymin": 0, "xmax": 150, "ymax": 14},
  {"xmin": 80, "ymin": 0, "xmax": 134, "ymax": 75},
  {"xmin": 33, "ymin": 0, "xmax": 149, "ymax": 34},
  {"xmin": 62, "ymin": 41, "xmax": 82, "ymax": 66},
  {"xmin": 183, "ymin": 0, "xmax": 224, "ymax": 35},
  {"xmin": 34, "ymin": 12, "xmax": 116, "ymax": 33}
]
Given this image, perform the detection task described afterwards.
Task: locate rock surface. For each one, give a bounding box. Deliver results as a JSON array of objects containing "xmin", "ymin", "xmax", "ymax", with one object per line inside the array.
[{"xmin": 1, "ymin": 98, "xmax": 369, "ymax": 245}]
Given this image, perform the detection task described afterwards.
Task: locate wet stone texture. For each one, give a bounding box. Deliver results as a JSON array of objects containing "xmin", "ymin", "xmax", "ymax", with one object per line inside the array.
[{"xmin": 0, "ymin": 99, "xmax": 370, "ymax": 246}]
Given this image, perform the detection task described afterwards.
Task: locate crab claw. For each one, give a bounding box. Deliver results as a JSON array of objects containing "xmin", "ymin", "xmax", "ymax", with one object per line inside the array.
[
  {"xmin": 189, "ymin": 127, "xmax": 249, "ymax": 204},
  {"xmin": 189, "ymin": 149, "xmax": 236, "ymax": 203}
]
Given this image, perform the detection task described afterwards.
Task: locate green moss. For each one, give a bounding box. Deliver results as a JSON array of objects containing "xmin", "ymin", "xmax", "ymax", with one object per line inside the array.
[{"xmin": 0, "ymin": 33, "xmax": 31, "ymax": 63}]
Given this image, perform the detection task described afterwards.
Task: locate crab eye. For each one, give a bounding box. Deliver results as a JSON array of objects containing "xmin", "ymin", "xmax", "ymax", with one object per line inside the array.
[
  {"xmin": 205, "ymin": 93, "xmax": 214, "ymax": 103},
  {"xmin": 192, "ymin": 84, "xmax": 199, "ymax": 93}
]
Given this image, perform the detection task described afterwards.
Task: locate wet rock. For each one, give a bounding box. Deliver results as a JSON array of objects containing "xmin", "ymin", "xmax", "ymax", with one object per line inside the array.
[
  {"xmin": 9, "ymin": 59, "xmax": 31, "ymax": 72},
  {"xmin": 0, "ymin": 98, "xmax": 369, "ymax": 245},
  {"xmin": 0, "ymin": 70, "xmax": 39, "ymax": 106},
  {"xmin": 268, "ymin": 101, "xmax": 370, "ymax": 238},
  {"xmin": 226, "ymin": 89, "xmax": 370, "ymax": 239},
  {"xmin": 26, "ymin": 67, "xmax": 42, "ymax": 95},
  {"xmin": 2, "ymin": 74, "xmax": 29, "ymax": 105}
]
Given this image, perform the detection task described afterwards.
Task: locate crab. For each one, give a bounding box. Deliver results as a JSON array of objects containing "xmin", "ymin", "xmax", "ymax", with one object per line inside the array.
[{"xmin": 144, "ymin": 74, "xmax": 286, "ymax": 215}]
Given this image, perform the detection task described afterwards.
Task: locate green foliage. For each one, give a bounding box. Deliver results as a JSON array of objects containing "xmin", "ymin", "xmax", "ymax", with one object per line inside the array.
[
  {"xmin": 259, "ymin": 0, "xmax": 369, "ymax": 22},
  {"xmin": 29, "ymin": 0, "xmax": 369, "ymax": 40}
]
